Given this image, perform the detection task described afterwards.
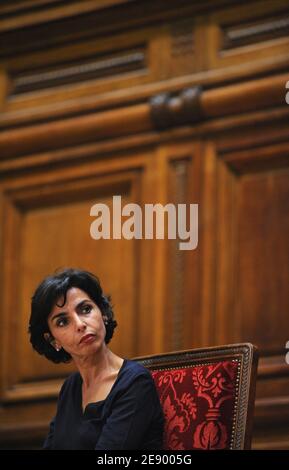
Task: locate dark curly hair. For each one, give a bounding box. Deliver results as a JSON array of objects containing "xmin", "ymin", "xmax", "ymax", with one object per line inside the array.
[{"xmin": 28, "ymin": 268, "xmax": 117, "ymax": 364}]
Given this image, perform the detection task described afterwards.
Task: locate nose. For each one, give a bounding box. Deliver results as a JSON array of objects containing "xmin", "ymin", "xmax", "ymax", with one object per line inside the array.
[{"xmin": 73, "ymin": 314, "xmax": 87, "ymax": 332}]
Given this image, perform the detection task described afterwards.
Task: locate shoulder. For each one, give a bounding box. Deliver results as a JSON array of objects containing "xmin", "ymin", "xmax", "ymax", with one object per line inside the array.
[
  {"xmin": 116, "ymin": 359, "xmax": 154, "ymax": 391},
  {"xmin": 122, "ymin": 359, "xmax": 152, "ymax": 380},
  {"xmin": 112, "ymin": 360, "xmax": 161, "ymax": 407},
  {"xmin": 58, "ymin": 371, "xmax": 80, "ymax": 398}
]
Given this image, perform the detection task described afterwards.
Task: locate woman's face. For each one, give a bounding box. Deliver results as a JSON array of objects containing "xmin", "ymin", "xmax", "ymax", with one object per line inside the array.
[{"xmin": 46, "ymin": 287, "xmax": 107, "ymax": 358}]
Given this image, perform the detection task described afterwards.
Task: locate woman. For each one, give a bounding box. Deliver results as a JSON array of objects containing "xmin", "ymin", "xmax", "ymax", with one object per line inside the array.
[{"xmin": 29, "ymin": 268, "xmax": 164, "ymax": 450}]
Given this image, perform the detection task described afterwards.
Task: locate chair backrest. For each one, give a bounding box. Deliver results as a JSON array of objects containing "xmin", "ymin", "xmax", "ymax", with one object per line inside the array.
[{"xmin": 135, "ymin": 343, "xmax": 258, "ymax": 450}]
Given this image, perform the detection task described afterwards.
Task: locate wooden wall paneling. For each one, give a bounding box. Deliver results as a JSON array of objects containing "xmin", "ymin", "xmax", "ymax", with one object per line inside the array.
[
  {"xmin": 237, "ymin": 168, "xmax": 289, "ymax": 347},
  {"xmin": 217, "ymin": 142, "xmax": 289, "ymax": 350},
  {"xmin": 166, "ymin": 157, "xmax": 188, "ymax": 351},
  {"xmin": 1, "ymin": 144, "xmax": 178, "ymax": 445},
  {"xmin": 207, "ymin": 0, "xmax": 289, "ymax": 71},
  {"xmin": 1, "ymin": 71, "xmax": 287, "ymax": 165},
  {"xmin": 0, "ymin": 400, "xmax": 58, "ymax": 449},
  {"xmin": 144, "ymin": 139, "xmax": 213, "ymax": 353},
  {"xmin": 0, "ymin": 1, "xmax": 232, "ymax": 51},
  {"xmin": 0, "ymin": 68, "xmax": 10, "ymax": 111},
  {"xmin": 180, "ymin": 141, "xmax": 203, "ymax": 351},
  {"xmin": 136, "ymin": 139, "xmax": 205, "ymax": 354},
  {"xmin": 0, "ymin": 103, "xmax": 151, "ymax": 160},
  {"xmin": 135, "ymin": 147, "xmax": 157, "ymax": 356},
  {"xmin": 214, "ymin": 130, "xmax": 289, "ymax": 449},
  {"xmin": 136, "ymin": 142, "xmax": 190, "ymax": 355},
  {"xmin": 0, "ymin": 105, "xmax": 288, "ymax": 184},
  {"xmin": 0, "ymin": 1, "xmax": 133, "ymax": 31},
  {"xmin": 2, "ymin": 60, "xmax": 288, "ymax": 133},
  {"xmin": 4, "ymin": 26, "xmax": 159, "ymax": 101},
  {"xmin": 201, "ymin": 73, "xmax": 287, "ymax": 119},
  {"xmin": 0, "ymin": 192, "xmax": 23, "ymax": 397},
  {"xmin": 197, "ymin": 141, "xmax": 218, "ymax": 348},
  {"xmin": 141, "ymin": 144, "xmax": 169, "ymax": 354},
  {"xmin": 1, "ymin": 1, "xmax": 288, "ymax": 130},
  {"xmin": 0, "ymin": 150, "xmax": 155, "ymax": 405},
  {"xmin": 1, "ymin": 16, "xmax": 190, "ymax": 115},
  {"xmin": 168, "ymin": 17, "xmax": 198, "ymax": 78},
  {"xmin": 0, "ymin": 0, "xmax": 289, "ymax": 451},
  {"xmin": 129, "ymin": 139, "xmax": 202, "ymax": 356},
  {"xmin": 155, "ymin": 141, "xmax": 198, "ymax": 353},
  {"xmin": 214, "ymin": 144, "xmax": 237, "ymax": 346}
]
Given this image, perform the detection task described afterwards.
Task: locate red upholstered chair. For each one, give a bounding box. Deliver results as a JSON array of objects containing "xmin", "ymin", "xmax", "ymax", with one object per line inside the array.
[{"xmin": 135, "ymin": 343, "xmax": 258, "ymax": 450}]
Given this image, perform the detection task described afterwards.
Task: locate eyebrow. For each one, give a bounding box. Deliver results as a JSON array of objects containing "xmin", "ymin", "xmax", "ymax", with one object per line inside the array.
[{"xmin": 50, "ymin": 299, "xmax": 92, "ymax": 322}]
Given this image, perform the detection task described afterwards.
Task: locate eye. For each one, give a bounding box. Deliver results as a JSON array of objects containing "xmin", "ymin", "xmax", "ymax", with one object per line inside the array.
[
  {"xmin": 56, "ymin": 316, "xmax": 68, "ymax": 327},
  {"xmin": 82, "ymin": 304, "xmax": 92, "ymax": 314}
]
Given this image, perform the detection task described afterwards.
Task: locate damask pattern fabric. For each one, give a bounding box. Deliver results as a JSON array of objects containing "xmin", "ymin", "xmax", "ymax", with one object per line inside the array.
[{"xmin": 151, "ymin": 360, "xmax": 239, "ymax": 450}]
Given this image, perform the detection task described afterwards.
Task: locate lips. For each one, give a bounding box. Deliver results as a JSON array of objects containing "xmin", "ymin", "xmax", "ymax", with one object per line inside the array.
[{"xmin": 79, "ymin": 334, "xmax": 96, "ymax": 345}]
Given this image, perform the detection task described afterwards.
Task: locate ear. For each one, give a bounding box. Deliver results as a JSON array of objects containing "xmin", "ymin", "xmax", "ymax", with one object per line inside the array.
[
  {"xmin": 44, "ymin": 332, "xmax": 51, "ymax": 342},
  {"xmin": 102, "ymin": 315, "xmax": 108, "ymax": 325},
  {"xmin": 44, "ymin": 332, "xmax": 61, "ymax": 351}
]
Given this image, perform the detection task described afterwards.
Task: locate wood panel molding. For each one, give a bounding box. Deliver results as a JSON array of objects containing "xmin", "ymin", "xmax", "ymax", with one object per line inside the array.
[
  {"xmin": 0, "ymin": 162, "xmax": 146, "ymax": 403},
  {"xmin": 12, "ymin": 49, "xmax": 146, "ymax": 95},
  {"xmin": 2, "ymin": 55, "xmax": 289, "ymax": 129},
  {"xmin": 1, "ymin": 1, "xmax": 289, "ymax": 130},
  {"xmin": 0, "ymin": 68, "xmax": 10, "ymax": 112},
  {"xmin": 214, "ymin": 138, "xmax": 289, "ymax": 434},
  {"xmin": 223, "ymin": 15, "xmax": 289, "ymax": 50},
  {"xmin": 150, "ymin": 87, "xmax": 202, "ymax": 130},
  {"xmin": 0, "ymin": 0, "xmax": 134, "ymax": 34},
  {"xmin": 0, "ymin": 72, "xmax": 287, "ymax": 161}
]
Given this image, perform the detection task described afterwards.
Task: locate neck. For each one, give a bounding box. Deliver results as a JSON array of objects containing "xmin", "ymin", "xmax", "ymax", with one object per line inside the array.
[{"xmin": 74, "ymin": 346, "xmax": 122, "ymax": 388}]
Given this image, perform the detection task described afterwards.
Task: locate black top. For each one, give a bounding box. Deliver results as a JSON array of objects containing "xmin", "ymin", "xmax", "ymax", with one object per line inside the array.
[{"xmin": 43, "ymin": 359, "xmax": 164, "ymax": 450}]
